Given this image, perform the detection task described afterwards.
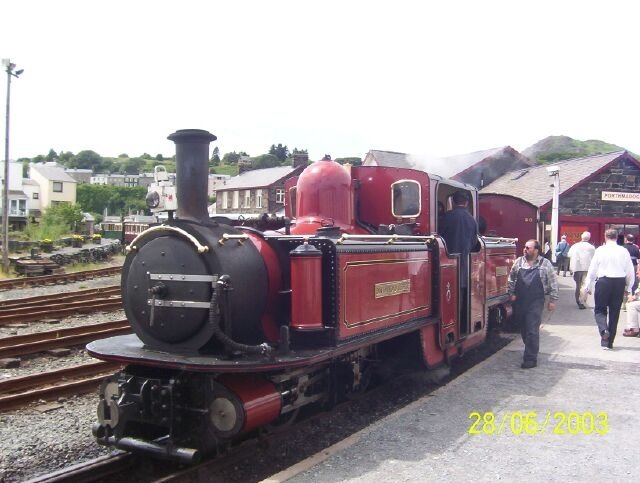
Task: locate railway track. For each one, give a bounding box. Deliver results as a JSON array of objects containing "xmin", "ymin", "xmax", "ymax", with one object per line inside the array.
[
  {"xmin": 23, "ymin": 332, "xmax": 516, "ymax": 482},
  {"xmin": 0, "ymin": 319, "xmax": 131, "ymax": 358},
  {"xmin": 0, "ymin": 360, "xmax": 122, "ymax": 411},
  {"xmin": 0, "ymin": 286, "xmax": 123, "ymax": 326},
  {"xmin": 0, "ymin": 266, "xmax": 121, "ymax": 291}
]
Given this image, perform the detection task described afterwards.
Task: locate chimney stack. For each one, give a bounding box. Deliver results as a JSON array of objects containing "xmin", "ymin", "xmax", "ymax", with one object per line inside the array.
[
  {"xmin": 293, "ymin": 152, "xmax": 309, "ymax": 168},
  {"xmin": 167, "ymin": 129, "xmax": 217, "ymax": 224}
]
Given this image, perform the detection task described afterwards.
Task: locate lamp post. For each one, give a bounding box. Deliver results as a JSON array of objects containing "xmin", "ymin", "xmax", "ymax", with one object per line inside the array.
[
  {"xmin": 2, "ymin": 59, "xmax": 23, "ymax": 274},
  {"xmin": 547, "ymin": 166, "xmax": 560, "ymax": 263}
]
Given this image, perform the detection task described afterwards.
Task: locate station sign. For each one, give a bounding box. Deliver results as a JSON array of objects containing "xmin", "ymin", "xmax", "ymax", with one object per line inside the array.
[{"xmin": 601, "ymin": 191, "xmax": 640, "ymax": 202}]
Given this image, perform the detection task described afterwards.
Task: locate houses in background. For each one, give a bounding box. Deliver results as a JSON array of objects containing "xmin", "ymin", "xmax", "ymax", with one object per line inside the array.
[
  {"xmin": 212, "ymin": 154, "xmax": 309, "ymax": 216},
  {"xmin": 0, "ymin": 161, "xmax": 78, "ymax": 230}
]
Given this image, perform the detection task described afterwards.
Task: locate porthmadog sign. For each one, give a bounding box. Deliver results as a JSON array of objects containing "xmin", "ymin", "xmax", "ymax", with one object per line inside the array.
[{"xmin": 601, "ymin": 191, "xmax": 640, "ymax": 202}]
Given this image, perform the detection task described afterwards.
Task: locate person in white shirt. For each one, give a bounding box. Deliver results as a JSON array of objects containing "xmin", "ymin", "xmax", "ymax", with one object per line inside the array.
[
  {"xmin": 567, "ymin": 231, "xmax": 596, "ymax": 309},
  {"xmin": 583, "ymin": 229, "xmax": 635, "ymax": 350}
]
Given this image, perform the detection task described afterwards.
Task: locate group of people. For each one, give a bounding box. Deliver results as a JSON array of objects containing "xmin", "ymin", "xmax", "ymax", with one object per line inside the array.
[
  {"xmin": 508, "ymin": 229, "xmax": 640, "ymax": 369},
  {"xmin": 438, "ymin": 192, "xmax": 639, "ymax": 368}
]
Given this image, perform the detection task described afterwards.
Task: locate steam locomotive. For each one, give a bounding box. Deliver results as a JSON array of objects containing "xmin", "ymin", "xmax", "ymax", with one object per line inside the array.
[{"xmin": 87, "ymin": 129, "xmax": 516, "ymax": 463}]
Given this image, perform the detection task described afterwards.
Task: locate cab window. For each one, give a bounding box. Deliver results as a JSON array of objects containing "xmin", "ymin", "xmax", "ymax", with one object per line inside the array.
[{"xmin": 391, "ymin": 180, "xmax": 421, "ymax": 218}]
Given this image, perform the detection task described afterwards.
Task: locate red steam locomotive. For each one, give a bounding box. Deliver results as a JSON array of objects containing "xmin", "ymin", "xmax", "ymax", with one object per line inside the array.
[{"xmin": 87, "ymin": 129, "xmax": 516, "ymax": 463}]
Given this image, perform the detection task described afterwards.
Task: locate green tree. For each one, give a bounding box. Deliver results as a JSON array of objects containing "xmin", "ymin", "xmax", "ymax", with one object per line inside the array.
[
  {"xmin": 19, "ymin": 158, "xmax": 30, "ymax": 177},
  {"xmin": 99, "ymin": 158, "xmax": 115, "ymax": 173},
  {"xmin": 210, "ymin": 146, "xmax": 221, "ymax": 166},
  {"xmin": 41, "ymin": 202, "xmax": 84, "ymax": 233},
  {"xmin": 118, "ymin": 153, "xmax": 129, "ymax": 158},
  {"xmin": 46, "ymin": 149, "xmax": 58, "ymax": 162},
  {"xmin": 251, "ymin": 154, "xmax": 280, "ymax": 170},
  {"xmin": 269, "ymin": 143, "xmax": 289, "ymax": 162},
  {"xmin": 77, "ymin": 184, "xmax": 147, "ymax": 217},
  {"xmin": 121, "ymin": 157, "xmax": 145, "ymax": 174},
  {"xmin": 155, "ymin": 153, "xmax": 164, "ymax": 161},
  {"xmin": 59, "ymin": 151, "xmax": 74, "ymax": 163},
  {"xmin": 70, "ymin": 150, "xmax": 102, "ymax": 170},
  {"xmin": 223, "ymin": 151, "xmax": 241, "ymax": 164}
]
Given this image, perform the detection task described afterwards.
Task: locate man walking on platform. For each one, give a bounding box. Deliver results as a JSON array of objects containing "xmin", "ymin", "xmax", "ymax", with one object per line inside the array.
[
  {"xmin": 567, "ymin": 231, "xmax": 595, "ymax": 309},
  {"xmin": 508, "ymin": 239, "xmax": 558, "ymax": 369},
  {"xmin": 583, "ymin": 229, "xmax": 635, "ymax": 350},
  {"xmin": 555, "ymin": 235, "xmax": 571, "ymax": 276}
]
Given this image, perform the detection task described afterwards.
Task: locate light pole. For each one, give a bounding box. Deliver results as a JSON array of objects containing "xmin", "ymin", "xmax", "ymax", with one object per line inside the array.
[
  {"xmin": 2, "ymin": 59, "xmax": 23, "ymax": 273},
  {"xmin": 547, "ymin": 166, "xmax": 560, "ymax": 263}
]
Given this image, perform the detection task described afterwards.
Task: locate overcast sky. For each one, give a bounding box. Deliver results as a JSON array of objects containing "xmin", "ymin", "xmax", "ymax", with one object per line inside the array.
[{"xmin": 2, "ymin": 0, "xmax": 638, "ymax": 163}]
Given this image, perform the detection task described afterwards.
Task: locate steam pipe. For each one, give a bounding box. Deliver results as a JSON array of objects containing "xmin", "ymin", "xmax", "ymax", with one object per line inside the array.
[
  {"xmin": 167, "ymin": 129, "xmax": 217, "ymax": 224},
  {"xmin": 209, "ymin": 275, "xmax": 273, "ymax": 356}
]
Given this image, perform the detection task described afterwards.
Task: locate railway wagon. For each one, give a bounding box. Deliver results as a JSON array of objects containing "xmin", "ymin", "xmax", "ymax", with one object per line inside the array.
[{"xmin": 87, "ymin": 129, "xmax": 516, "ymax": 463}]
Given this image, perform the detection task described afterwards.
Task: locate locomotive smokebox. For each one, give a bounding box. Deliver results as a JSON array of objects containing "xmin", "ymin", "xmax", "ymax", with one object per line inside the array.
[{"xmin": 167, "ymin": 129, "xmax": 217, "ymax": 224}]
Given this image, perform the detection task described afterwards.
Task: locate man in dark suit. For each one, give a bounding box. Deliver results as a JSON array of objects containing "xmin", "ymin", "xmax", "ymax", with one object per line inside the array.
[
  {"xmin": 439, "ymin": 190, "xmax": 479, "ymax": 334},
  {"xmin": 440, "ymin": 190, "xmax": 479, "ymax": 267}
]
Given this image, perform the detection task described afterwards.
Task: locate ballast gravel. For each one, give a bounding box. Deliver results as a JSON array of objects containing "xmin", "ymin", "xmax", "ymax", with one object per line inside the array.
[
  {"xmin": 0, "ymin": 271, "xmax": 516, "ymax": 482},
  {"xmin": 0, "ymin": 274, "xmax": 121, "ymax": 482}
]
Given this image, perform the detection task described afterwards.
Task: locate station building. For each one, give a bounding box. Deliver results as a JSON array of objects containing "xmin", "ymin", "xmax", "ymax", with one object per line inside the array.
[{"xmin": 479, "ymin": 150, "xmax": 640, "ymax": 250}]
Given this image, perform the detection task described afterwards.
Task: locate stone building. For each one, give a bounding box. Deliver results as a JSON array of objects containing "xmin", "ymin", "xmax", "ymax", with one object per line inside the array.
[
  {"xmin": 479, "ymin": 151, "xmax": 640, "ymax": 248},
  {"xmin": 215, "ymin": 155, "xmax": 308, "ymax": 216}
]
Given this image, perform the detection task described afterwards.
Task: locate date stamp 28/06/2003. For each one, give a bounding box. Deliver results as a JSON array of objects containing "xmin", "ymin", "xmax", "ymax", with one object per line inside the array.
[{"xmin": 468, "ymin": 411, "xmax": 608, "ymax": 436}]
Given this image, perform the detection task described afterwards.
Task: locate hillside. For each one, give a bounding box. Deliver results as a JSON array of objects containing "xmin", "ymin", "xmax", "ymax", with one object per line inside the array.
[{"xmin": 522, "ymin": 135, "xmax": 624, "ymax": 164}]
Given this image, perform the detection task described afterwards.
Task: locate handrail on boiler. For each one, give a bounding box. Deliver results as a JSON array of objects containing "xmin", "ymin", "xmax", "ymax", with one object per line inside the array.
[
  {"xmin": 481, "ymin": 236, "xmax": 518, "ymax": 245},
  {"xmin": 336, "ymin": 234, "xmax": 435, "ymax": 245}
]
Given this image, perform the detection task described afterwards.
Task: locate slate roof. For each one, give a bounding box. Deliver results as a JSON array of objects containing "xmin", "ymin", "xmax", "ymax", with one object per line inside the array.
[
  {"xmin": 448, "ymin": 147, "xmax": 534, "ymax": 187},
  {"xmin": 364, "ymin": 147, "xmax": 532, "ymax": 188},
  {"xmin": 31, "ymin": 164, "xmax": 77, "ymax": 183},
  {"xmin": 479, "ymin": 151, "xmax": 628, "ymax": 207},
  {"xmin": 427, "ymin": 147, "xmax": 510, "ymax": 178},
  {"xmin": 363, "ymin": 150, "xmax": 413, "ymax": 169},
  {"xmin": 218, "ymin": 166, "xmax": 302, "ymax": 190}
]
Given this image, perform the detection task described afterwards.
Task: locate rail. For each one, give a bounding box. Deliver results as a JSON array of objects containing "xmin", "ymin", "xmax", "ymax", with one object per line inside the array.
[
  {"xmin": 0, "ymin": 361, "xmax": 122, "ymax": 411},
  {"xmin": 0, "ymin": 266, "xmax": 121, "ymax": 291},
  {"xmin": 0, "ymin": 319, "xmax": 130, "ymax": 358}
]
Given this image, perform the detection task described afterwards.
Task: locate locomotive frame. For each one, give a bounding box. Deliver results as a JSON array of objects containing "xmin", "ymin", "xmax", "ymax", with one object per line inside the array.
[{"xmin": 87, "ymin": 129, "xmax": 515, "ymax": 463}]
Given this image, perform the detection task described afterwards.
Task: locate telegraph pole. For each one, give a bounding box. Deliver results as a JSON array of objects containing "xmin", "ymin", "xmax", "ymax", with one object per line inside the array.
[{"xmin": 2, "ymin": 59, "xmax": 23, "ymax": 273}]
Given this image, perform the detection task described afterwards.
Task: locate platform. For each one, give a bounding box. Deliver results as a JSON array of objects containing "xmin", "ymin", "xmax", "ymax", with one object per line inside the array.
[{"xmin": 267, "ymin": 275, "xmax": 640, "ymax": 482}]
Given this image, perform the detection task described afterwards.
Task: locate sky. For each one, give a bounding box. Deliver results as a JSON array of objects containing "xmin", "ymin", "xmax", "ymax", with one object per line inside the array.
[{"xmin": 1, "ymin": 0, "xmax": 639, "ymax": 163}]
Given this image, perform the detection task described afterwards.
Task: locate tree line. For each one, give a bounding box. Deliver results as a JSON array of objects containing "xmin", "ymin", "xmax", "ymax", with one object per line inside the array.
[{"xmin": 20, "ymin": 143, "xmax": 363, "ymax": 178}]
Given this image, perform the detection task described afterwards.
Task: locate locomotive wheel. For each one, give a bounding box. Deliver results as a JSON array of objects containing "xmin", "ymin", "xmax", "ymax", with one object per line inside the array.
[{"xmin": 264, "ymin": 408, "xmax": 300, "ymax": 434}]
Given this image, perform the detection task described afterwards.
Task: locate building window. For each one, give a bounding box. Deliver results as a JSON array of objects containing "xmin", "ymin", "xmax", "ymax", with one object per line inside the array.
[
  {"xmin": 222, "ymin": 191, "xmax": 229, "ymax": 209},
  {"xmin": 256, "ymin": 189, "xmax": 262, "ymax": 208},
  {"xmin": 53, "ymin": 182, "xmax": 63, "ymax": 193},
  {"xmin": 244, "ymin": 190, "xmax": 251, "ymax": 208},
  {"xmin": 232, "ymin": 191, "xmax": 239, "ymax": 209},
  {"xmin": 276, "ymin": 188, "xmax": 285, "ymax": 204},
  {"xmin": 33, "ymin": 193, "xmax": 39, "ymax": 199}
]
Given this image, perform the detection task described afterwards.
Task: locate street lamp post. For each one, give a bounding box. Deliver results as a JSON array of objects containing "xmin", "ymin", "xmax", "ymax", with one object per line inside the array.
[
  {"xmin": 547, "ymin": 166, "xmax": 560, "ymax": 264},
  {"xmin": 2, "ymin": 59, "xmax": 23, "ymax": 274}
]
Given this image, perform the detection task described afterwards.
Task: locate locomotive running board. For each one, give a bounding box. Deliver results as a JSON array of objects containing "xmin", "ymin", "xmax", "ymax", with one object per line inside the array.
[{"xmin": 86, "ymin": 316, "xmax": 439, "ymax": 373}]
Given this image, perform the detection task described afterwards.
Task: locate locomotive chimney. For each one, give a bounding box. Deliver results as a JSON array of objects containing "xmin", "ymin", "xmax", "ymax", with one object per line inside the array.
[{"xmin": 167, "ymin": 129, "xmax": 217, "ymax": 223}]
